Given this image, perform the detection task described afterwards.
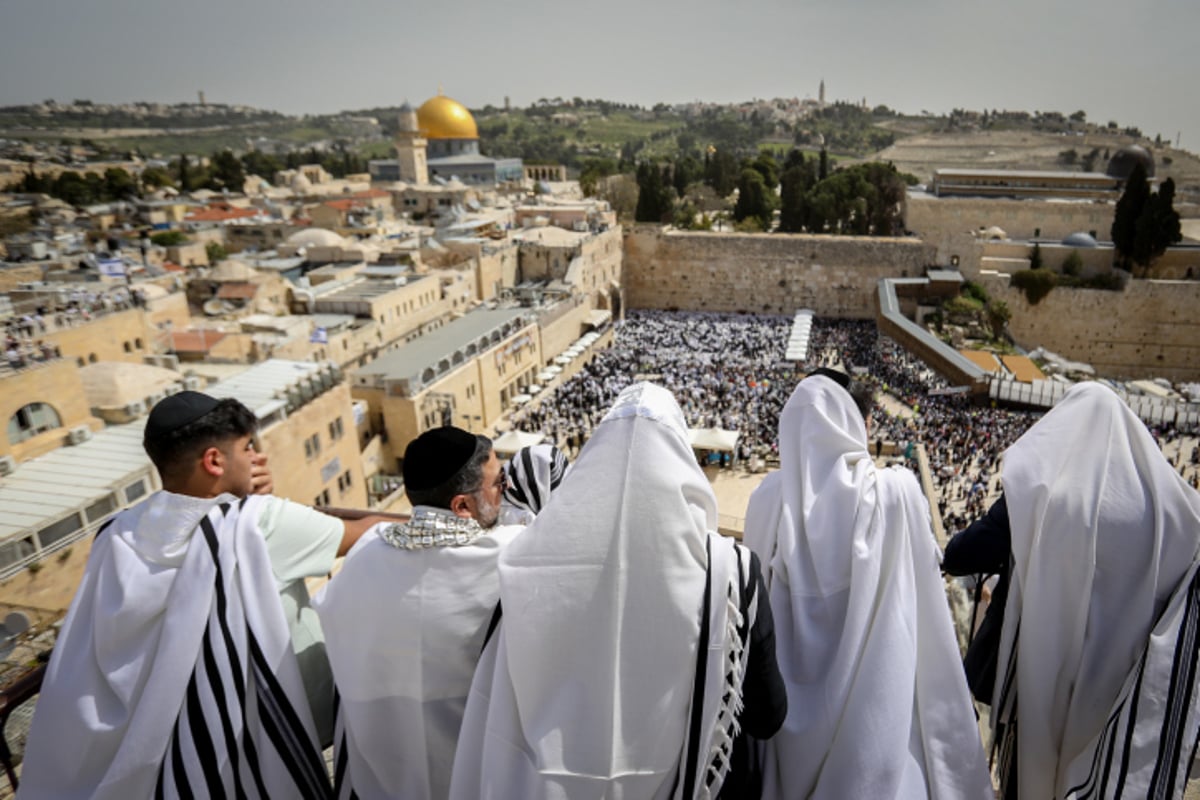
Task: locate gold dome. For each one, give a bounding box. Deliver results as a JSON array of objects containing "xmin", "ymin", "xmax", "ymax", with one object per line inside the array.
[{"xmin": 416, "ymin": 92, "xmax": 478, "ymax": 140}]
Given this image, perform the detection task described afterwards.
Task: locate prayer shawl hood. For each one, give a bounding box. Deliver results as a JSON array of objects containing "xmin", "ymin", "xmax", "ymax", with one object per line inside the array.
[
  {"xmin": 994, "ymin": 382, "xmax": 1200, "ymax": 799},
  {"xmin": 743, "ymin": 375, "xmax": 992, "ymax": 799},
  {"xmin": 449, "ymin": 382, "xmax": 750, "ymax": 799},
  {"xmin": 19, "ymin": 492, "xmax": 328, "ymax": 799}
]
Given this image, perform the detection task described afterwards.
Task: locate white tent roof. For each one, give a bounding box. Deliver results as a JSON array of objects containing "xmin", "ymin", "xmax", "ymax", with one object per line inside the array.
[
  {"xmin": 688, "ymin": 427, "xmax": 739, "ymax": 452},
  {"xmin": 492, "ymin": 429, "xmax": 546, "ymax": 456}
]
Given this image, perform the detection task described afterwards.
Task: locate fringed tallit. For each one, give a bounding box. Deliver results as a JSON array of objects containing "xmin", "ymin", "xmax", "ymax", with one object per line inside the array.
[{"xmin": 20, "ymin": 493, "xmax": 328, "ymax": 799}]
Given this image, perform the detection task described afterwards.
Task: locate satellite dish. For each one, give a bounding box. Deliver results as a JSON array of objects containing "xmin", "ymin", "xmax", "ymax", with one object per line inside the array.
[
  {"xmin": 202, "ymin": 298, "xmax": 224, "ymax": 315},
  {"xmin": 4, "ymin": 611, "xmax": 29, "ymax": 637}
]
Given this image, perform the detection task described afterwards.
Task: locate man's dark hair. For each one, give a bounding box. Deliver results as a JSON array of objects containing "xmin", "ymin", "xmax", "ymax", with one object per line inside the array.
[
  {"xmin": 848, "ymin": 379, "xmax": 875, "ymax": 421},
  {"xmin": 143, "ymin": 398, "xmax": 258, "ymax": 484},
  {"xmin": 406, "ymin": 434, "xmax": 492, "ymax": 509}
]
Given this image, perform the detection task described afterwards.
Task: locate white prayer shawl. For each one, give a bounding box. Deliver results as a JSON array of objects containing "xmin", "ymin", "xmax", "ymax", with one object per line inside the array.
[
  {"xmin": 743, "ymin": 375, "xmax": 992, "ymax": 800},
  {"xmin": 19, "ymin": 492, "xmax": 328, "ymax": 800},
  {"xmin": 449, "ymin": 382, "xmax": 750, "ymax": 800},
  {"xmin": 313, "ymin": 519, "xmax": 524, "ymax": 800},
  {"xmin": 993, "ymin": 382, "xmax": 1200, "ymax": 799}
]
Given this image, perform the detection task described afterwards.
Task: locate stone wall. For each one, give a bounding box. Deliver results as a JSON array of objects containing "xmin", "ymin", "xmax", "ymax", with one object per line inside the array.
[
  {"xmin": 906, "ymin": 194, "xmax": 1116, "ymax": 262},
  {"xmin": 623, "ymin": 228, "xmax": 935, "ymax": 317},
  {"xmin": 980, "ymin": 276, "xmax": 1200, "ymax": 381}
]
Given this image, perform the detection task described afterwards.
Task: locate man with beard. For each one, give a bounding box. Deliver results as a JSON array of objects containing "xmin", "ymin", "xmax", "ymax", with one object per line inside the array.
[{"xmin": 314, "ymin": 426, "xmax": 524, "ymax": 799}]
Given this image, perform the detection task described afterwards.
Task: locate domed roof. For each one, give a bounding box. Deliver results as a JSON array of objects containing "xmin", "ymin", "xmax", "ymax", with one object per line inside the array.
[
  {"xmin": 417, "ymin": 91, "xmax": 478, "ymax": 140},
  {"xmin": 1062, "ymin": 232, "xmax": 1098, "ymax": 248},
  {"xmin": 211, "ymin": 259, "xmax": 258, "ymax": 280},
  {"xmin": 1106, "ymin": 145, "xmax": 1155, "ymax": 180},
  {"xmin": 291, "ymin": 171, "xmax": 313, "ymax": 194},
  {"xmin": 287, "ymin": 228, "xmax": 347, "ymax": 248}
]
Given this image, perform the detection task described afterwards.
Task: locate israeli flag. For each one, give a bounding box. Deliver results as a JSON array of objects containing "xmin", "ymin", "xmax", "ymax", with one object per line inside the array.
[
  {"xmin": 97, "ymin": 257, "xmax": 126, "ymax": 277},
  {"xmin": 310, "ymin": 326, "xmax": 328, "ymax": 344}
]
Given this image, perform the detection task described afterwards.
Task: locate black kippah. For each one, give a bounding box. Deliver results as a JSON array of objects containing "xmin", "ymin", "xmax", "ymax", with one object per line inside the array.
[
  {"xmin": 144, "ymin": 391, "xmax": 220, "ymax": 440},
  {"xmin": 403, "ymin": 427, "xmax": 480, "ymax": 491},
  {"xmin": 809, "ymin": 367, "xmax": 852, "ymax": 389}
]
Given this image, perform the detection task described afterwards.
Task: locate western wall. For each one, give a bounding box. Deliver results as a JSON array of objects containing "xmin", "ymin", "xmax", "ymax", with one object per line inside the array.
[
  {"xmin": 980, "ymin": 277, "xmax": 1200, "ymax": 381},
  {"xmin": 622, "ymin": 227, "xmax": 935, "ymax": 317},
  {"xmin": 623, "ymin": 226, "xmax": 1200, "ymax": 382}
]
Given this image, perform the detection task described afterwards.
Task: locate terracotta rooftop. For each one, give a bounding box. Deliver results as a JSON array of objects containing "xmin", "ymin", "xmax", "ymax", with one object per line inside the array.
[{"xmin": 169, "ymin": 329, "xmax": 227, "ymax": 353}]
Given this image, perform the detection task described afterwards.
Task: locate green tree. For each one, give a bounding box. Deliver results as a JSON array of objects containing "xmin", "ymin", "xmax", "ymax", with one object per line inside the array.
[
  {"xmin": 733, "ymin": 168, "xmax": 773, "ymax": 230},
  {"xmin": 777, "ymin": 165, "xmax": 806, "ymax": 231},
  {"xmin": 208, "ymin": 150, "xmax": 245, "ymax": 191},
  {"xmin": 241, "ymin": 150, "xmax": 283, "ymax": 180},
  {"xmin": 634, "ymin": 162, "xmax": 673, "ymax": 223},
  {"xmin": 750, "ymin": 151, "xmax": 780, "ymax": 190},
  {"xmin": 1028, "ymin": 242, "xmax": 1044, "ymax": 270},
  {"xmin": 671, "ymin": 154, "xmax": 703, "ymax": 196},
  {"xmin": 151, "ymin": 231, "xmax": 188, "ymax": 247},
  {"xmin": 1130, "ymin": 177, "xmax": 1182, "ymax": 275},
  {"xmin": 178, "ymin": 153, "xmax": 193, "ymax": 192},
  {"xmin": 140, "ymin": 166, "xmax": 176, "ymax": 190},
  {"xmin": 1061, "ymin": 250, "xmax": 1083, "ymax": 277},
  {"xmin": 53, "ymin": 171, "xmax": 92, "ymax": 206},
  {"xmin": 704, "ymin": 148, "xmax": 739, "ymax": 197},
  {"xmin": 103, "ymin": 167, "xmax": 138, "ymax": 200},
  {"xmin": 818, "ymin": 148, "xmax": 829, "ymax": 181},
  {"xmin": 986, "ymin": 299, "xmax": 1011, "ymax": 340},
  {"xmin": 1111, "ymin": 162, "xmax": 1150, "ymax": 268},
  {"xmin": 206, "ymin": 241, "xmax": 227, "ymax": 264}
]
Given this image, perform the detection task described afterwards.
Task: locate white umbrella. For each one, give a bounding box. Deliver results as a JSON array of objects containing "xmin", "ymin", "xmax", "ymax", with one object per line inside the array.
[
  {"xmin": 528, "ymin": 383, "xmax": 543, "ymax": 394},
  {"xmin": 545, "ymin": 365, "xmax": 563, "ymax": 375},
  {"xmin": 511, "ymin": 393, "xmax": 533, "ymax": 406},
  {"xmin": 565, "ymin": 347, "xmax": 584, "ymax": 357},
  {"xmin": 537, "ymin": 370, "xmax": 556, "ymax": 382},
  {"xmin": 554, "ymin": 355, "xmax": 572, "ymax": 365}
]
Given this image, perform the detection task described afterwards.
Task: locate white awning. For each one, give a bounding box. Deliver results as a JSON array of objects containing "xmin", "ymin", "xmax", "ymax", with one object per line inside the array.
[
  {"xmin": 492, "ymin": 429, "xmax": 546, "ymax": 456},
  {"xmin": 688, "ymin": 427, "xmax": 739, "ymax": 452}
]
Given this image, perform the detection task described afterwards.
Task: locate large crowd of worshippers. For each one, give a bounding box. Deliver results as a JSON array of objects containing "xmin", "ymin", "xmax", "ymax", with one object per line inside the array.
[{"xmin": 514, "ymin": 310, "xmax": 1200, "ymax": 533}]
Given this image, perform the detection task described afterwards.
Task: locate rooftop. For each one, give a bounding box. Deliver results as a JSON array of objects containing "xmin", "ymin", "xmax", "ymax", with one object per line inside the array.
[{"xmin": 355, "ymin": 306, "xmax": 530, "ymax": 386}]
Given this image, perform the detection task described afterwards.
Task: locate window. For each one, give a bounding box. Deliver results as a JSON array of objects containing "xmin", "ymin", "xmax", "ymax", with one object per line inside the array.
[
  {"xmin": 304, "ymin": 433, "xmax": 321, "ymax": 460},
  {"xmin": 314, "ymin": 489, "xmax": 331, "ymax": 506},
  {"xmin": 329, "ymin": 417, "xmax": 344, "ymax": 441},
  {"xmin": 337, "ymin": 469, "xmax": 353, "ymax": 493},
  {"xmin": 124, "ymin": 479, "xmax": 148, "ymax": 503},
  {"xmin": 7, "ymin": 402, "xmax": 62, "ymax": 444}
]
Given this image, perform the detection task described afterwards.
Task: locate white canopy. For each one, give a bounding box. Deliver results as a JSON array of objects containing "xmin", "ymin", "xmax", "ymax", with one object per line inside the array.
[
  {"xmin": 553, "ymin": 355, "xmax": 573, "ymax": 365},
  {"xmin": 687, "ymin": 427, "xmax": 739, "ymax": 453},
  {"xmin": 510, "ymin": 393, "xmax": 533, "ymax": 406},
  {"xmin": 491, "ymin": 429, "xmax": 547, "ymax": 456}
]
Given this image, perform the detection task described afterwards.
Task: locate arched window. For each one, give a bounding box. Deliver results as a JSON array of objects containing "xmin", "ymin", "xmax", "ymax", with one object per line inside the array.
[{"xmin": 8, "ymin": 402, "xmax": 62, "ymax": 444}]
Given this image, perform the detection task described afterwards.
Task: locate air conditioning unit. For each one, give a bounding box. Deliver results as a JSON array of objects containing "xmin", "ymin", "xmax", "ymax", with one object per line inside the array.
[
  {"xmin": 124, "ymin": 400, "xmax": 146, "ymax": 418},
  {"xmin": 0, "ymin": 455, "xmax": 16, "ymax": 476},
  {"xmin": 67, "ymin": 425, "xmax": 92, "ymax": 445}
]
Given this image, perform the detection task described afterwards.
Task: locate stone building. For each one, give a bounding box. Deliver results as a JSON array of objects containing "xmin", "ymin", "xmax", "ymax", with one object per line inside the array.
[{"xmin": 349, "ymin": 307, "xmax": 541, "ymax": 472}]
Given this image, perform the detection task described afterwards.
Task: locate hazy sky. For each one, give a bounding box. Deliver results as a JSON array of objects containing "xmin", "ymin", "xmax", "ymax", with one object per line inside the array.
[{"xmin": 3, "ymin": 0, "xmax": 1198, "ymax": 151}]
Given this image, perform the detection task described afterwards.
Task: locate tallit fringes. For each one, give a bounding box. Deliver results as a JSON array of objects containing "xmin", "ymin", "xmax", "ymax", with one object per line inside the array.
[{"xmin": 702, "ymin": 586, "xmax": 749, "ymax": 796}]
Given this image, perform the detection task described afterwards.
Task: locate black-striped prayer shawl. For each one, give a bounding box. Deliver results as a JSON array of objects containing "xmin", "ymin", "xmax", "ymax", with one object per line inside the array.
[
  {"xmin": 154, "ymin": 502, "xmax": 331, "ymax": 799},
  {"xmin": 18, "ymin": 494, "xmax": 331, "ymax": 799},
  {"xmin": 997, "ymin": 560, "xmax": 1200, "ymax": 800}
]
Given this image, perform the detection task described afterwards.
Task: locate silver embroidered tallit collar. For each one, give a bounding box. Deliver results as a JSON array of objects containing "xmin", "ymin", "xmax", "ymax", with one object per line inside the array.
[{"xmin": 379, "ymin": 506, "xmax": 484, "ymax": 550}]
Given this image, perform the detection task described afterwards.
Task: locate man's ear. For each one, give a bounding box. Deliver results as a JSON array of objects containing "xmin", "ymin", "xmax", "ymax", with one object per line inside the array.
[
  {"xmin": 201, "ymin": 446, "xmax": 225, "ymax": 478},
  {"xmin": 449, "ymin": 492, "xmax": 475, "ymax": 520}
]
